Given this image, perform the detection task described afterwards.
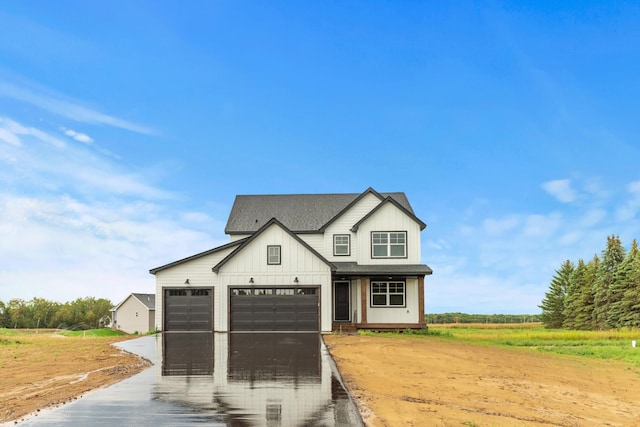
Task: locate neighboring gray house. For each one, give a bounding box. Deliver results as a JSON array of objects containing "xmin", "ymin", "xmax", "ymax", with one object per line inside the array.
[
  {"xmin": 150, "ymin": 188, "xmax": 432, "ymax": 333},
  {"xmin": 111, "ymin": 293, "xmax": 156, "ymax": 334}
]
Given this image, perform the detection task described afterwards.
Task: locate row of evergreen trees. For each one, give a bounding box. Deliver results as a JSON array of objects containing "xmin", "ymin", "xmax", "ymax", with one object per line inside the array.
[
  {"xmin": 539, "ymin": 235, "xmax": 640, "ymax": 329},
  {"xmin": 0, "ymin": 297, "xmax": 113, "ymax": 329}
]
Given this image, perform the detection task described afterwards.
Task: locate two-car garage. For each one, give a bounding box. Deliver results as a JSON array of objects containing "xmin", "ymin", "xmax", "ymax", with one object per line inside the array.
[{"xmin": 163, "ymin": 287, "xmax": 319, "ymax": 332}]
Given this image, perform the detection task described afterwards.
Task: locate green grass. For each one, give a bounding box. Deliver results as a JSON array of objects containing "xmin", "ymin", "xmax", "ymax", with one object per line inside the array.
[
  {"xmin": 362, "ymin": 324, "xmax": 640, "ymax": 367},
  {"xmin": 59, "ymin": 328, "xmax": 127, "ymax": 337},
  {"xmin": 427, "ymin": 324, "xmax": 640, "ymax": 367}
]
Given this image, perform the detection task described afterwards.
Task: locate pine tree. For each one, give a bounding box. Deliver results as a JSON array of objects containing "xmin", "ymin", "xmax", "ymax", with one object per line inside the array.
[
  {"xmin": 574, "ymin": 255, "xmax": 599, "ymax": 330},
  {"xmin": 540, "ymin": 260, "xmax": 573, "ymax": 328},
  {"xmin": 593, "ymin": 235, "xmax": 625, "ymax": 330},
  {"xmin": 609, "ymin": 239, "xmax": 639, "ymax": 328},
  {"xmin": 617, "ymin": 239, "xmax": 640, "ymax": 327},
  {"xmin": 563, "ymin": 259, "xmax": 586, "ymax": 329}
]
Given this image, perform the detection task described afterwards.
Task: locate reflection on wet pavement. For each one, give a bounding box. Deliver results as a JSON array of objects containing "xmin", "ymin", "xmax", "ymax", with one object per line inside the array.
[
  {"xmin": 17, "ymin": 333, "xmax": 362, "ymax": 426},
  {"xmin": 162, "ymin": 332, "xmax": 214, "ymax": 375}
]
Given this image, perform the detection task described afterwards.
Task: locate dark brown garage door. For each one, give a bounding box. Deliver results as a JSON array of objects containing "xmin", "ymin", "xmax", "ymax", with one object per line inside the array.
[
  {"xmin": 164, "ymin": 288, "xmax": 213, "ymax": 331},
  {"xmin": 229, "ymin": 287, "xmax": 319, "ymax": 331}
]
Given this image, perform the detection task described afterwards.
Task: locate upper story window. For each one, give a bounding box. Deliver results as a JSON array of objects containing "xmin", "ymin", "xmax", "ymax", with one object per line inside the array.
[
  {"xmin": 371, "ymin": 231, "xmax": 406, "ymax": 258},
  {"xmin": 333, "ymin": 234, "xmax": 350, "ymax": 256},
  {"xmin": 267, "ymin": 245, "xmax": 281, "ymax": 265}
]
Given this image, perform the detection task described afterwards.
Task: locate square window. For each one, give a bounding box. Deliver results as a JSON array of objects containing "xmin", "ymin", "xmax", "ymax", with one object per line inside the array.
[
  {"xmin": 267, "ymin": 245, "xmax": 281, "ymax": 265},
  {"xmin": 371, "ymin": 281, "xmax": 406, "ymax": 307},
  {"xmin": 333, "ymin": 234, "xmax": 350, "ymax": 256},
  {"xmin": 372, "ymin": 232, "xmax": 407, "ymax": 258}
]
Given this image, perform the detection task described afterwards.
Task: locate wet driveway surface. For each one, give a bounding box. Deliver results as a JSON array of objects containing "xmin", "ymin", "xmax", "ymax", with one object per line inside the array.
[{"xmin": 16, "ymin": 333, "xmax": 362, "ymax": 426}]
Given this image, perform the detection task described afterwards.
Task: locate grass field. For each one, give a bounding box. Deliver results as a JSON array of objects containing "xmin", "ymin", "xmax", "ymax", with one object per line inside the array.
[{"xmin": 423, "ymin": 323, "xmax": 640, "ymax": 367}]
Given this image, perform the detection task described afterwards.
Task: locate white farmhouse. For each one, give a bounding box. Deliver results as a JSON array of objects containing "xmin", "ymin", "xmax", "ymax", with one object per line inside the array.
[{"xmin": 150, "ymin": 188, "xmax": 432, "ymax": 333}]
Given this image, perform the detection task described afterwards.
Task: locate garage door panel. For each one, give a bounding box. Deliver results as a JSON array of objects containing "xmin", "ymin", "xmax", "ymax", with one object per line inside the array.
[
  {"xmin": 230, "ymin": 287, "xmax": 319, "ymax": 331},
  {"xmin": 164, "ymin": 288, "xmax": 213, "ymax": 332}
]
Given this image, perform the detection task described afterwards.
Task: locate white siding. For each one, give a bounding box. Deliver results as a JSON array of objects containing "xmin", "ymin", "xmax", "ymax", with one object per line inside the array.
[
  {"xmin": 355, "ymin": 202, "xmax": 422, "ymax": 264},
  {"xmin": 365, "ymin": 278, "xmax": 420, "ymax": 324},
  {"xmin": 154, "ymin": 246, "xmax": 237, "ymax": 331},
  {"xmin": 217, "ymin": 223, "xmax": 333, "ymax": 332},
  {"xmin": 321, "ymin": 192, "xmax": 381, "ymax": 261},
  {"xmin": 113, "ymin": 296, "xmax": 154, "ymax": 334}
]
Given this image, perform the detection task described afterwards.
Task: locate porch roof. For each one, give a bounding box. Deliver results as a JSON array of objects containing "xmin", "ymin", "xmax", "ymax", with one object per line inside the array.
[{"xmin": 332, "ymin": 262, "xmax": 433, "ymax": 277}]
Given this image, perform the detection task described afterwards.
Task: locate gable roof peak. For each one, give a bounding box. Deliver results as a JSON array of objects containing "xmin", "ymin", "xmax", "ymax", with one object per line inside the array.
[
  {"xmin": 225, "ymin": 189, "xmax": 415, "ymax": 234},
  {"xmin": 213, "ymin": 217, "xmax": 335, "ymax": 273}
]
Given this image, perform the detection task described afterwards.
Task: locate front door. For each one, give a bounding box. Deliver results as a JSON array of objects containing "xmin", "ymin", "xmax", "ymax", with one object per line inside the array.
[{"xmin": 334, "ymin": 281, "xmax": 350, "ymax": 321}]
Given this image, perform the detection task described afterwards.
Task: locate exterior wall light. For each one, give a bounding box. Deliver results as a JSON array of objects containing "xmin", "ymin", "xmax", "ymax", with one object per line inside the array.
[{"xmin": 249, "ymin": 277, "xmax": 254, "ymax": 283}]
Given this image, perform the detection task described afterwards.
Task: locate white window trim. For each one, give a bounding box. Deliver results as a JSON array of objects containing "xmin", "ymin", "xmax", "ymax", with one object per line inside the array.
[
  {"xmin": 267, "ymin": 245, "xmax": 281, "ymax": 265},
  {"xmin": 371, "ymin": 231, "xmax": 407, "ymax": 258},
  {"xmin": 370, "ymin": 281, "xmax": 406, "ymax": 307},
  {"xmin": 333, "ymin": 234, "xmax": 350, "ymax": 256}
]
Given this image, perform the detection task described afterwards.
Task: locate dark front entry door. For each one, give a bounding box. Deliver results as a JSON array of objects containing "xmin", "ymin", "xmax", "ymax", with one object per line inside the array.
[{"xmin": 334, "ymin": 281, "xmax": 350, "ymax": 321}]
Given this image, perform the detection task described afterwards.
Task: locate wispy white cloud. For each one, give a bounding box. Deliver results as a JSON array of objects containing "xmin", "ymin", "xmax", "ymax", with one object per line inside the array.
[
  {"xmin": 60, "ymin": 127, "xmax": 93, "ymax": 144},
  {"xmin": 0, "ymin": 117, "xmax": 169, "ymax": 199},
  {"xmin": 542, "ymin": 179, "xmax": 577, "ymax": 203},
  {"xmin": 0, "ymin": 80, "xmax": 155, "ymax": 135},
  {"xmin": 0, "ymin": 116, "xmax": 66, "ymax": 148},
  {"xmin": 0, "ymin": 127, "xmax": 20, "ymax": 146},
  {"xmin": 0, "ymin": 193, "xmax": 227, "ymax": 303},
  {"xmin": 425, "ymin": 181, "xmax": 640, "ymax": 313},
  {"xmin": 615, "ymin": 181, "xmax": 640, "ymax": 222},
  {"xmin": 0, "ymin": 116, "xmax": 226, "ymax": 304}
]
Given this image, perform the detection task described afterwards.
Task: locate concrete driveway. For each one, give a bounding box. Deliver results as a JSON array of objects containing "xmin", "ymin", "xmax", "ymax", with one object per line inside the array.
[{"xmin": 16, "ymin": 333, "xmax": 362, "ymax": 426}]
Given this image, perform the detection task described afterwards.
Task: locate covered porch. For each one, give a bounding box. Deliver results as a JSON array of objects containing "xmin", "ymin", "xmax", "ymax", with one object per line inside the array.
[{"xmin": 330, "ymin": 263, "xmax": 432, "ymax": 332}]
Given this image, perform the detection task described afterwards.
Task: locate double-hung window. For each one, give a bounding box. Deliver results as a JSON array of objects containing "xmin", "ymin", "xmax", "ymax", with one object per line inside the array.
[
  {"xmin": 371, "ymin": 282, "xmax": 405, "ymax": 307},
  {"xmin": 267, "ymin": 245, "xmax": 281, "ymax": 265},
  {"xmin": 333, "ymin": 234, "xmax": 350, "ymax": 256},
  {"xmin": 372, "ymin": 231, "xmax": 406, "ymax": 258}
]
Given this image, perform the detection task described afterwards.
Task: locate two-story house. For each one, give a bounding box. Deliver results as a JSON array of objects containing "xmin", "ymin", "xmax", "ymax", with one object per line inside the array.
[{"xmin": 149, "ymin": 188, "xmax": 432, "ymax": 333}]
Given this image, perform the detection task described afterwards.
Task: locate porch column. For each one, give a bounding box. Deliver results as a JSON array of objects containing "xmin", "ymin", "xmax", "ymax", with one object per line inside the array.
[
  {"xmin": 360, "ymin": 277, "xmax": 368, "ymax": 324},
  {"xmin": 418, "ymin": 275, "xmax": 425, "ymax": 326}
]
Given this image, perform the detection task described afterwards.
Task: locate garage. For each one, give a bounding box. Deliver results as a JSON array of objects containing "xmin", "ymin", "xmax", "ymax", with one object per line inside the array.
[
  {"xmin": 229, "ymin": 287, "xmax": 319, "ymax": 331},
  {"xmin": 164, "ymin": 288, "xmax": 213, "ymax": 331}
]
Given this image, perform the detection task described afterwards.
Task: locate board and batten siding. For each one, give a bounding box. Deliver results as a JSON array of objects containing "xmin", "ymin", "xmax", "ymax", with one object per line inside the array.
[
  {"xmin": 365, "ymin": 277, "xmax": 420, "ymax": 324},
  {"xmin": 321, "ymin": 192, "xmax": 381, "ymax": 261},
  {"xmin": 354, "ymin": 202, "xmax": 422, "ymax": 264},
  {"xmin": 216, "ymin": 223, "xmax": 333, "ymax": 332},
  {"xmin": 154, "ymin": 246, "xmax": 236, "ymax": 331}
]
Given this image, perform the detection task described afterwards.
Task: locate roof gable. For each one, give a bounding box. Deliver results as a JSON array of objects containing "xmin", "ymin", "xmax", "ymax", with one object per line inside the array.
[
  {"xmin": 213, "ymin": 218, "xmax": 336, "ymax": 273},
  {"xmin": 112, "ymin": 293, "xmax": 156, "ymax": 311},
  {"xmin": 149, "ymin": 239, "xmax": 247, "ymax": 275},
  {"xmin": 351, "ymin": 197, "xmax": 427, "ymax": 231},
  {"xmin": 132, "ymin": 293, "xmax": 156, "ymax": 309},
  {"xmin": 224, "ymin": 188, "xmax": 415, "ymax": 234}
]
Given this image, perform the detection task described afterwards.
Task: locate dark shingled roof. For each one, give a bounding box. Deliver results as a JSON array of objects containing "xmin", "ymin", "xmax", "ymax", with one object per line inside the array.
[
  {"xmin": 149, "ymin": 239, "xmax": 247, "ymax": 275},
  {"xmin": 132, "ymin": 293, "xmax": 156, "ymax": 309},
  {"xmin": 225, "ymin": 188, "xmax": 415, "ymax": 234},
  {"xmin": 333, "ymin": 262, "xmax": 433, "ymax": 276}
]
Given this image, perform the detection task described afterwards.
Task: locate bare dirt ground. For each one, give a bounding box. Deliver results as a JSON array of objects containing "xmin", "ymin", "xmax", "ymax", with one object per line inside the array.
[
  {"xmin": 0, "ymin": 332, "xmax": 149, "ymax": 424},
  {"xmin": 324, "ymin": 334, "xmax": 640, "ymax": 427}
]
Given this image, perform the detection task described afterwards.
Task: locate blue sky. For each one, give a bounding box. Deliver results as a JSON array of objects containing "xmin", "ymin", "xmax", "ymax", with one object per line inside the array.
[{"xmin": 1, "ymin": 1, "xmax": 640, "ymax": 313}]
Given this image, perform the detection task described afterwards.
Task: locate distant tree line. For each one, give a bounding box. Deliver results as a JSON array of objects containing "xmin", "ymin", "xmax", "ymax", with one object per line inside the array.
[
  {"xmin": 0, "ymin": 297, "xmax": 113, "ymax": 329},
  {"xmin": 540, "ymin": 235, "xmax": 640, "ymax": 330},
  {"xmin": 425, "ymin": 313, "xmax": 542, "ymax": 324}
]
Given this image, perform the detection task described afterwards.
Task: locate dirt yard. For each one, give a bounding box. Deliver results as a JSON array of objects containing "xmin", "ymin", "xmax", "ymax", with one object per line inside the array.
[
  {"xmin": 4, "ymin": 332, "xmax": 640, "ymax": 426},
  {"xmin": 324, "ymin": 334, "xmax": 640, "ymax": 427},
  {"xmin": 0, "ymin": 332, "xmax": 149, "ymax": 424}
]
